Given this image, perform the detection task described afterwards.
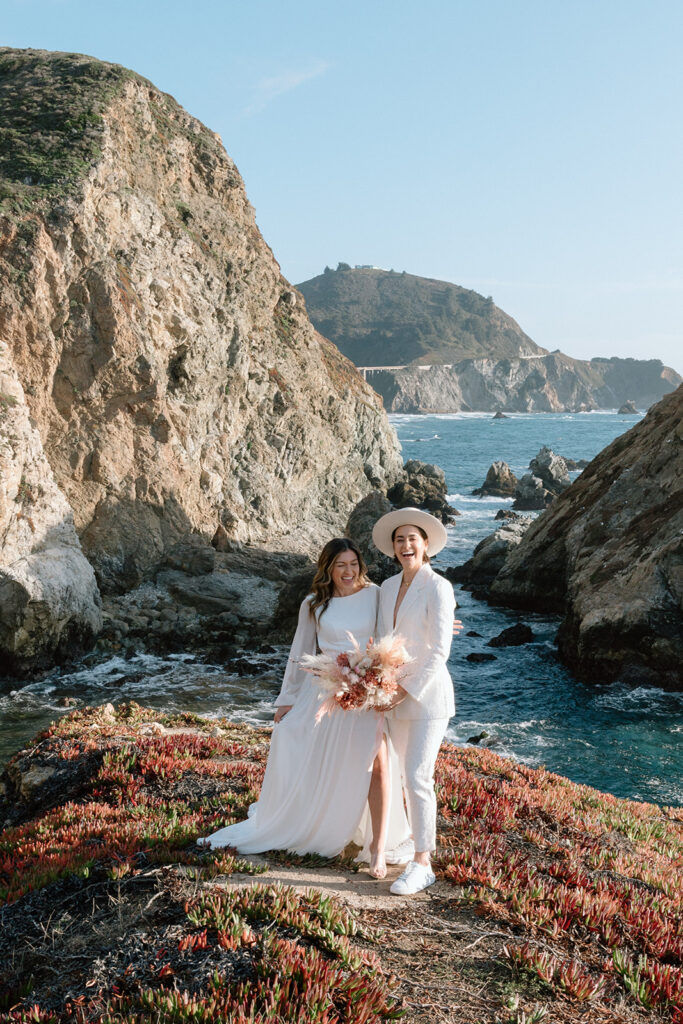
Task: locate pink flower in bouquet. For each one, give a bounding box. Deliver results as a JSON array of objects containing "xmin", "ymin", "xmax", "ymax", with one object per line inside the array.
[{"xmin": 300, "ymin": 632, "xmax": 412, "ymax": 722}]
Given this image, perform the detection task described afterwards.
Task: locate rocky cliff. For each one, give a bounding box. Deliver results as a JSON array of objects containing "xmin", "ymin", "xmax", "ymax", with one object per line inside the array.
[
  {"xmin": 298, "ymin": 268, "xmax": 681, "ymax": 412},
  {"xmin": 490, "ymin": 386, "xmax": 683, "ymax": 688},
  {"xmin": 0, "ymin": 49, "xmax": 403, "ymax": 668}
]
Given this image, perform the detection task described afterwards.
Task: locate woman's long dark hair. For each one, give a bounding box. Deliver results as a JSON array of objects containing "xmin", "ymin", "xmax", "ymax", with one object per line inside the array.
[{"xmin": 309, "ymin": 538, "xmax": 370, "ymax": 621}]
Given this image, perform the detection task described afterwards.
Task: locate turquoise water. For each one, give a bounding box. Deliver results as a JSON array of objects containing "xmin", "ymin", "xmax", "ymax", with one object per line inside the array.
[
  {"xmin": 394, "ymin": 411, "xmax": 682, "ymax": 808},
  {"xmin": 1, "ymin": 411, "xmax": 681, "ymax": 806}
]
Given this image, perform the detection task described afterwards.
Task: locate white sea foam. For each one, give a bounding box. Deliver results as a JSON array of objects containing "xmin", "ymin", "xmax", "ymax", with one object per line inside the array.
[{"xmin": 448, "ymin": 493, "xmax": 514, "ymax": 504}]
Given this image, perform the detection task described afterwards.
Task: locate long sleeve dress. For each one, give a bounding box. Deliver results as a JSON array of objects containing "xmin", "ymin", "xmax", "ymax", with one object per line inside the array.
[{"xmin": 203, "ymin": 584, "xmax": 410, "ymax": 857}]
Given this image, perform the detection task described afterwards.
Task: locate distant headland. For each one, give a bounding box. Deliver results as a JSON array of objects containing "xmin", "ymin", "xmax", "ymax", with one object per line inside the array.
[{"xmin": 297, "ymin": 266, "xmax": 681, "ymax": 413}]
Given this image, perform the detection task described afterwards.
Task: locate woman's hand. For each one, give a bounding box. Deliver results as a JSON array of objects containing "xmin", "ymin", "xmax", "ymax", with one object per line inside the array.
[
  {"xmin": 274, "ymin": 705, "xmax": 293, "ymax": 723},
  {"xmin": 453, "ymin": 618, "xmax": 463, "ymax": 635}
]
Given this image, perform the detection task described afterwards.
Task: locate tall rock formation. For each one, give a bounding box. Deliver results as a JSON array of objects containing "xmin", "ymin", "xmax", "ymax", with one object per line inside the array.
[
  {"xmin": 490, "ymin": 386, "xmax": 683, "ymax": 688},
  {"xmin": 0, "ymin": 341, "xmax": 101, "ymax": 672},
  {"xmin": 0, "ymin": 49, "xmax": 402, "ymax": 666},
  {"xmin": 298, "ymin": 268, "xmax": 681, "ymax": 412}
]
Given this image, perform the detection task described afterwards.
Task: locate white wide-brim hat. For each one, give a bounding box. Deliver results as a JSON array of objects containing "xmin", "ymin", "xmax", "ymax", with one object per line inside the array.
[{"xmin": 371, "ymin": 507, "xmax": 448, "ymax": 558}]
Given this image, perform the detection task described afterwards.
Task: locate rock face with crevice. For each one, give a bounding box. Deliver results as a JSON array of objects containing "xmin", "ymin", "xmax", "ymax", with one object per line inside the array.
[
  {"xmin": 0, "ymin": 341, "xmax": 102, "ymax": 672},
  {"xmin": 491, "ymin": 386, "xmax": 683, "ymax": 688},
  {"xmin": 0, "ymin": 48, "xmax": 403, "ymax": 668}
]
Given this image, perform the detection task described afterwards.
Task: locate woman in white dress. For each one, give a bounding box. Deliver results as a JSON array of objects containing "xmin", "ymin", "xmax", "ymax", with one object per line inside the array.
[{"xmin": 202, "ymin": 538, "xmax": 410, "ymax": 877}]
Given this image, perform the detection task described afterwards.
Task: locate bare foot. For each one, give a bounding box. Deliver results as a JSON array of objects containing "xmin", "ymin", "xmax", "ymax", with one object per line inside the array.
[{"xmin": 369, "ymin": 850, "xmax": 387, "ymax": 879}]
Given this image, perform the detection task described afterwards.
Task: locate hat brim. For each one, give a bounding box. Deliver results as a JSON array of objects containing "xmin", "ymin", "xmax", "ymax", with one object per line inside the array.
[{"xmin": 371, "ymin": 507, "xmax": 448, "ymax": 558}]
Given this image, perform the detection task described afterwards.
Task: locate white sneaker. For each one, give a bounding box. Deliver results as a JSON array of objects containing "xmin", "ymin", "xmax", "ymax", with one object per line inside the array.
[
  {"xmin": 385, "ymin": 838, "xmax": 415, "ymax": 865},
  {"xmin": 389, "ymin": 861, "xmax": 436, "ymax": 895}
]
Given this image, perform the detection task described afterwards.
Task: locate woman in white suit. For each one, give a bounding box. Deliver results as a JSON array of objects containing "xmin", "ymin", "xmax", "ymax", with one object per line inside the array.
[{"xmin": 372, "ymin": 507, "xmax": 456, "ymax": 895}]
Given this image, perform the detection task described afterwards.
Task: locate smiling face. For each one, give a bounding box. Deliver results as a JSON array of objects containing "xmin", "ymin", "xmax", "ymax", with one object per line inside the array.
[
  {"xmin": 330, "ymin": 549, "xmax": 361, "ymax": 595},
  {"xmin": 392, "ymin": 525, "xmax": 429, "ymax": 574}
]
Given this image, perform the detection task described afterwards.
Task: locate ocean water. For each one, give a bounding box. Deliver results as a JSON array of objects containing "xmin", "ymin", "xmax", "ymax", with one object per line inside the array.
[
  {"xmin": 1, "ymin": 411, "xmax": 681, "ymax": 807},
  {"xmin": 395, "ymin": 411, "xmax": 682, "ymax": 807}
]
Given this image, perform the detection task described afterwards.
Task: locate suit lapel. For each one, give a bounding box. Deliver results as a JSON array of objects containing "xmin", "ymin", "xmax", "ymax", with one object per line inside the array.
[
  {"xmin": 393, "ymin": 564, "xmax": 430, "ymax": 630},
  {"xmin": 384, "ymin": 574, "xmax": 402, "ymax": 632}
]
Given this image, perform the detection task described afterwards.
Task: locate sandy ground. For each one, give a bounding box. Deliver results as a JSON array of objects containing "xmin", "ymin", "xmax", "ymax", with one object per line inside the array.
[{"xmin": 221, "ymin": 857, "xmax": 454, "ymax": 911}]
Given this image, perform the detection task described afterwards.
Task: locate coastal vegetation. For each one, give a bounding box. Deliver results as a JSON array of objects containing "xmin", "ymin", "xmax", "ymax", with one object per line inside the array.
[
  {"xmin": 0, "ymin": 49, "xmax": 132, "ymax": 209},
  {"xmin": 1, "ymin": 704, "xmax": 681, "ymax": 1023}
]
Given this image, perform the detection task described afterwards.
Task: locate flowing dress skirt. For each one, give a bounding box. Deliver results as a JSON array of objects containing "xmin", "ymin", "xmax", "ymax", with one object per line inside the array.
[{"xmin": 203, "ymin": 677, "xmax": 409, "ymax": 857}]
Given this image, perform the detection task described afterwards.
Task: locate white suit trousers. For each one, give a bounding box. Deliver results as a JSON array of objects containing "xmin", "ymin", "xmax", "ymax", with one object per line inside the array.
[{"xmin": 388, "ymin": 717, "xmax": 449, "ymax": 853}]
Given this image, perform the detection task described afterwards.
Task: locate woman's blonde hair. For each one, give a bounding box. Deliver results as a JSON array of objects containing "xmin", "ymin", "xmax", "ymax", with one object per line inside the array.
[{"xmin": 309, "ymin": 538, "xmax": 370, "ymax": 621}]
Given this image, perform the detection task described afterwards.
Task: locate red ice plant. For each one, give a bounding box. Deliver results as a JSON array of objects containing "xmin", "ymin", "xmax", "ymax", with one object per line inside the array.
[{"xmin": 434, "ymin": 743, "xmax": 683, "ymax": 1020}]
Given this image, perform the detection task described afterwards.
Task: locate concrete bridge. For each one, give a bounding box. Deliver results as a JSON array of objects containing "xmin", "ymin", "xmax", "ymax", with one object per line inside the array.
[
  {"xmin": 357, "ymin": 354, "xmax": 542, "ymax": 379},
  {"xmin": 357, "ymin": 364, "xmax": 453, "ymax": 380}
]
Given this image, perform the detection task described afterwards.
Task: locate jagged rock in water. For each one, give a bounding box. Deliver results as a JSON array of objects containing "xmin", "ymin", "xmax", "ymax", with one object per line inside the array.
[
  {"xmin": 466, "ymin": 731, "xmax": 489, "ymax": 743},
  {"xmin": 491, "ymin": 386, "xmax": 683, "ymax": 688},
  {"xmin": 473, "ymin": 461, "xmax": 518, "ymax": 498},
  {"xmin": 387, "ymin": 460, "xmax": 458, "ymax": 523},
  {"xmin": 0, "ymin": 49, "xmax": 402, "ymax": 612},
  {"xmin": 492, "ymin": 410, "xmax": 509, "ymax": 419},
  {"xmin": 488, "ymin": 623, "xmax": 534, "ymax": 647},
  {"xmin": 512, "ymin": 448, "xmax": 569, "ymax": 510},
  {"xmin": 494, "ymin": 509, "xmax": 524, "ymax": 521},
  {"xmin": 446, "ymin": 518, "xmax": 533, "ymax": 590},
  {"xmin": 0, "ymin": 342, "xmax": 102, "ymax": 673},
  {"xmin": 561, "ymin": 456, "xmax": 589, "ymax": 471},
  {"xmin": 529, "ymin": 447, "xmax": 571, "ymax": 495},
  {"xmin": 513, "ymin": 474, "xmax": 554, "ymax": 511},
  {"xmin": 618, "ymin": 400, "xmax": 639, "ymax": 414}
]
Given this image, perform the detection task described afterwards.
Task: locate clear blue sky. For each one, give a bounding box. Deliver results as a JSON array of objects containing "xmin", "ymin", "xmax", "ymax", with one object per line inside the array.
[{"xmin": 4, "ymin": 0, "xmax": 682, "ymax": 369}]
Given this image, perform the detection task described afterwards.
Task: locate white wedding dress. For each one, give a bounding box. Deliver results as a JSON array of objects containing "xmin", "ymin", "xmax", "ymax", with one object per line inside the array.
[{"xmin": 203, "ymin": 585, "xmax": 410, "ymax": 858}]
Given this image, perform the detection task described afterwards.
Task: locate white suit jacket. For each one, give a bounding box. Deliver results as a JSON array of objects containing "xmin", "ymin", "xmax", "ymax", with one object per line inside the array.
[{"xmin": 377, "ymin": 564, "xmax": 455, "ymax": 721}]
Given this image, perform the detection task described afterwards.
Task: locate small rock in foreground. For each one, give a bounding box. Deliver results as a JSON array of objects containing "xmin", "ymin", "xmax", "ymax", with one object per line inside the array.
[
  {"xmin": 466, "ymin": 731, "xmax": 489, "ymax": 744},
  {"xmin": 488, "ymin": 623, "xmax": 535, "ymax": 647}
]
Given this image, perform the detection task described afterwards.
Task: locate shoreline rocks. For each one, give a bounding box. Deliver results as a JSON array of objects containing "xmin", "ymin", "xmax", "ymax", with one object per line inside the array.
[
  {"xmin": 97, "ymin": 544, "xmax": 314, "ymax": 659},
  {"xmin": 490, "ymin": 386, "xmax": 683, "ymax": 689},
  {"xmin": 446, "ymin": 517, "xmax": 534, "ymax": 591}
]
